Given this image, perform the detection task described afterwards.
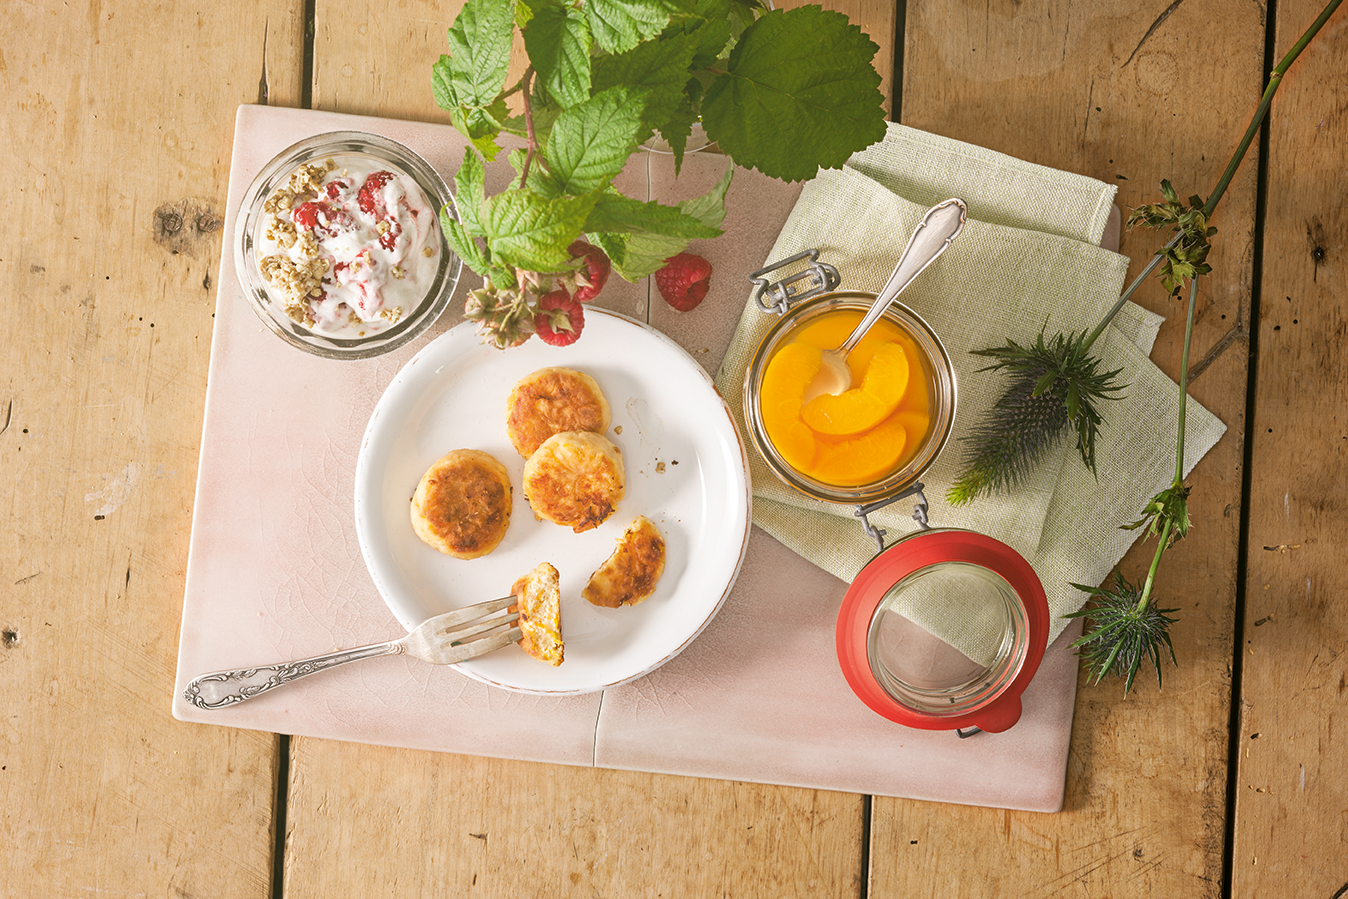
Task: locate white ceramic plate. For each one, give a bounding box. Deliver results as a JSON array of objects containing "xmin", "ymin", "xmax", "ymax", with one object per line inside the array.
[{"xmin": 355, "ymin": 309, "xmax": 752, "ymax": 694}]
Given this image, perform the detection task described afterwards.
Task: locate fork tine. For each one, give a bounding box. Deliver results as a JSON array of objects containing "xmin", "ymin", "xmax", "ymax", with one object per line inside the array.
[
  {"xmin": 429, "ymin": 595, "xmax": 516, "ymax": 630},
  {"xmin": 443, "ymin": 610, "xmax": 520, "ymax": 645},
  {"xmin": 443, "ymin": 626, "xmax": 523, "ymax": 664}
]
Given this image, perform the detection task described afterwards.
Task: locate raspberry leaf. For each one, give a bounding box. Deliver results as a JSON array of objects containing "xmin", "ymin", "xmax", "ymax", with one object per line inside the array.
[
  {"xmin": 584, "ymin": 0, "xmax": 677, "ymax": 54},
  {"xmin": 588, "ymin": 166, "xmax": 731, "ymax": 279},
  {"xmin": 431, "ymin": 0, "xmax": 516, "ymax": 160},
  {"xmin": 440, "ymin": 208, "xmax": 514, "ymax": 289},
  {"xmin": 452, "ymin": 148, "xmax": 487, "ymax": 236},
  {"xmin": 523, "ymin": 2, "xmax": 592, "ymax": 109},
  {"xmin": 484, "ymin": 188, "xmax": 597, "ymax": 274},
  {"xmin": 585, "ymin": 192, "xmax": 722, "ymax": 239},
  {"xmin": 701, "ymin": 6, "xmax": 886, "ymax": 182},
  {"xmin": 591, "ymin": 26, "xmax": 703, "ymax": 140},
  {"xmin": 543, "ymin": 87, "xmax": 648, "ymax": 195}
]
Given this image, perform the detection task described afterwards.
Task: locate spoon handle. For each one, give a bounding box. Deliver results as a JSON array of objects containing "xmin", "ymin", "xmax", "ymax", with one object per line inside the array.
[
  {"xmin": 839, "ymin": 198, "xmax": 968, "ymax": 355},
  {"xmin": 182, "ymin": 639, "xmax": 404, "ymax": 709}
]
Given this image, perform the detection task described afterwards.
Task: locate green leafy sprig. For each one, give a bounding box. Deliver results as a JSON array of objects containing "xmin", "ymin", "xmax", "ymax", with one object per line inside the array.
[
  {"xmin": 430, "ymin": 0, "xmax": 887, "ymax": 347},
  {"xmin": 952, "ymin": 0, "xmax": 1343, "ymax": 691}
]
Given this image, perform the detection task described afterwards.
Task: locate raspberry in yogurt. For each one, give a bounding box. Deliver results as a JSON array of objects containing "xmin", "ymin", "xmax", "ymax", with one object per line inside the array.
[{"xmin": 257, "ymin": 156, "xmax": 439, "ymax": 337}]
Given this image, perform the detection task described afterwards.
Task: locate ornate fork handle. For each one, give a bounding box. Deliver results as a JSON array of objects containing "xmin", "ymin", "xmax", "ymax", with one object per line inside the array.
[{"xmin": 183, "ymin": 640, "xmax": 402, "ymax": 710}]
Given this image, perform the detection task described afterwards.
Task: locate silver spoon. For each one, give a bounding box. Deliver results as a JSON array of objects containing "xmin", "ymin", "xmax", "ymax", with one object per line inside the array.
[{"xmin": 803, "ymin": 198, "xmax": 967, "ymax": 403}]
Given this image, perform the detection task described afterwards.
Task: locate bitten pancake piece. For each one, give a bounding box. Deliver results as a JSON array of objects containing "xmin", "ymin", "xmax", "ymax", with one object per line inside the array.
[
  {"xmin": 409, "ymin": 449, "xmax": 512, "ymax": 559},
  {"xmin": 511, "ymin": 561, "xmax": 563, "ymax": 666},
  {"xmin": 582, "ymin": 516, "xmax": 666, "ymax": 609},
  {"xmin": 522, "ymin": 430, "xmax": 625, "ymax": 533},
  {"xmin": 506, "ymin": 367, "xmax": 611, "ymax": 458}
]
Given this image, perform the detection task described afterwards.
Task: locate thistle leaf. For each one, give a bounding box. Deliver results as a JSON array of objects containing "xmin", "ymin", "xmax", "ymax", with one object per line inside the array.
[{"xmin": 948, "ymin": 329, "xmax": 1125, "ymax": 504}]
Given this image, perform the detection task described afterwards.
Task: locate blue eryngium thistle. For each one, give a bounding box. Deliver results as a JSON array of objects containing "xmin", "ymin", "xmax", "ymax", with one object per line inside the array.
[{"xmin": 946, "ymin": 330, "xmax": 1124, "ymax": 506}]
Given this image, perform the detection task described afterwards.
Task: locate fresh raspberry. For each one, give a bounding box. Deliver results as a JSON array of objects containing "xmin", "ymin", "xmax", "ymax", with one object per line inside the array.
[
  {"xmin": 358, "ymin": 171, "xmax": 395, "ymax": 214},
  {"xmin": 291, "ymin": 201, "xmax": 324, "ymax": 231},
  {"xmin": 534, "ymin": 288, "xmax": 585, "ymax": 346},
  {"xmin": 568, "ymin": 240, "xmax": 611, "ymax": 303},
  {"xmin": 655, "ymin": 252, "xmax": 712, "ymax": 311}
]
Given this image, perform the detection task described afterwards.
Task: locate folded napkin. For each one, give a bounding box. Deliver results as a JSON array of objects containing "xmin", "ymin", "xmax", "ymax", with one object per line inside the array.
[{"xmin": 715, "ymin": 123, "xmax": 1226, "ymax": 663}]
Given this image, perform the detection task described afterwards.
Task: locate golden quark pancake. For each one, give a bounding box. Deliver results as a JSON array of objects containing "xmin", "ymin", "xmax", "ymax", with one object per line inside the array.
[
  {"xmin": 521, "ymin": 430, "xmax": 625, "ymax": 533},
  {"xmin": 409, "ymin": 448, "xmax": 512, "ymax": 559},
  {"xmin": 582, "ymin": 515, "xmax": 666, "ymax": 609},
  {"xmin": 506, "ymin": 367, "xmax": 611, "ymax": 458},
  {"xmin": 512, "ymin": 561, "xmax": 563, "ymax": 666}
]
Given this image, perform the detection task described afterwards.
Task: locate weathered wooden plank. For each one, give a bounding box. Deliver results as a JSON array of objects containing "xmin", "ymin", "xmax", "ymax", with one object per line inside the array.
[
  {"xmin": 869, "ymin": 1, "xmax": 1262, "ymax": 895},
  {"xmin": 285, "ymin": 739, "xmax": 864, "ymax": 897},
  {"xmin": 282, "ymin": 2, "xmax": 892, "ymax": 895},
  {"xmin": 0, "ymin": 2, "xmax": 304, "ymax": 896},
  {"xmin": 1235, "ymin": 1, "xmax": 1348, "ymax": 895}
]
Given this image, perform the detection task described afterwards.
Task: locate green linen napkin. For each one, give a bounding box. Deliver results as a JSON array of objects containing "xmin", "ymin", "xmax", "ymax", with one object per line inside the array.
[{"xmin": 715, "ymin": 123, "xmax": 1226, "ymax": 664}]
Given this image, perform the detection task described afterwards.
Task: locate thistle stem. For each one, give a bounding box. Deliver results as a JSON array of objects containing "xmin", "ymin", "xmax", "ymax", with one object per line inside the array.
[
  {"xmin": 1085, "ymin": 0, "xmax": 1343, "ymax": 343},
  {"xmin": 1136, "ymin": 516, "xmax": 1174, "ymax": 615},
  {"xmin": 1081, "ymin": 234, "xmax": 1178, "ymax": 353},
  {"xmin": 1203, "ymin": 0, "xmax": 1343, "ymax": 219},
  {"xmin": 1175, "ymin": 277, "xmax": 1197, "ymax": 483}
]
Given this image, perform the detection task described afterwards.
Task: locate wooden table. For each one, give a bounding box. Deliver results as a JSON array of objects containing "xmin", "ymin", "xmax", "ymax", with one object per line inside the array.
[{"xmin": 4, "ymin": 1, "xmax": 1344, "ymax": 895}]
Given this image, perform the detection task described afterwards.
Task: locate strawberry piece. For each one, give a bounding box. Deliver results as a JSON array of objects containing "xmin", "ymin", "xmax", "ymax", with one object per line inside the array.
[
  {"xmin": 568, "ymin": 240, "xmax": 611, "ymax": 303},
  {"xmin": 655, "ymin": 252, "xmax": 712, "ymax": 311},
  {"xmin": 534, "ymin": 288, "xmax": 585, "ymax": 346}
]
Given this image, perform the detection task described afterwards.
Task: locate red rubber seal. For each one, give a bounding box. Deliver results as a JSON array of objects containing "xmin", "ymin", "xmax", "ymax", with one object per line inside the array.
[{"xmin": 835, "ymin": 529, "xmax": 1048, "ymax": 733}]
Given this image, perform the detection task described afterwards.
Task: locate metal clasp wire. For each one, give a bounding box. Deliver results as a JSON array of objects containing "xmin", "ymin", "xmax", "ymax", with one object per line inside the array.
[
  {"xmin": 748, "ymin": 249, "xmax": 842, "ymax": 315},
  {"xmin": 853, "ymin": 483, "xmax": 931, "ymax": 554}
]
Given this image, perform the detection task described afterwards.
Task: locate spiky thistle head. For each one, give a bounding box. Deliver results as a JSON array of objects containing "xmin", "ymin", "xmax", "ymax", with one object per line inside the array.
[
  {"xmin": 1065, "ymin": 570, "xmax": 1178, "ymax": 693},
  {"xmin": 947, "ymin": 329, "xmax": 1125, "ymax": 505}
]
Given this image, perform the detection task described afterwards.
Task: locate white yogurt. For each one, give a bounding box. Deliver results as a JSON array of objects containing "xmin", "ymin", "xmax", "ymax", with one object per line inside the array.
[{"xmin": 257, "ymin": 155, "xmax": 440, "ymax": 337}]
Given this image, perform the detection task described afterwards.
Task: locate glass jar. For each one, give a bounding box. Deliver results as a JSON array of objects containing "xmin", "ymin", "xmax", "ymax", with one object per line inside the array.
[
  {"xmin": 835, "ymin": 528, "xmax": 1048, "ymax": 734},
  {"xmin": 742, "ymin": 259, "xmax": 956, "ymax": 506}
]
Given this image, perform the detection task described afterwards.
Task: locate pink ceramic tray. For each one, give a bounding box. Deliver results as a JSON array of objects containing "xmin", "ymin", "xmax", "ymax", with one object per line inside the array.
[{"xmin": 172, "ymin": 104, "xmax": 1084, "ymax": 811}]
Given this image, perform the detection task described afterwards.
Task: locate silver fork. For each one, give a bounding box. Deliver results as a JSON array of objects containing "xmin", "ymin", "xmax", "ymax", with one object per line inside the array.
[{"xmin": 182, "ymin": 596, "xmax": 521, "ymax": 710}]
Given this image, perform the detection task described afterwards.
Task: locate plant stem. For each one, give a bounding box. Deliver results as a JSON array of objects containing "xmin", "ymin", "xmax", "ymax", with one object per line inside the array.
[
  {"xmin": 1204, "ymin": 0, "xmax": 1343, "ymax": 218},
  {"xmin": 519, "ymin": 67, "xmax": 537, "ymax": 189},
  {"xmin": 1175, "ymin": 277, "xmax": 1197, "ymax": 483},
  {"xmin": 1081, "ymin": 234, "xmax": 1178, "ymax": 353},
  {"xmin": 1085, "ymin": 0, "xmax": 1343, "ymax": 343},
  {"xmin": 1135, "ymin": 516, "xmax": 1175, "ymax": 615},
  {"xmin": 1133, "ymin": 279, "xmax": 1196, "ymax": 616}
]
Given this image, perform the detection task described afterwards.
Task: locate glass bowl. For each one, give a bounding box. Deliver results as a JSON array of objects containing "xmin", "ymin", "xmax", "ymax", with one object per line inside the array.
[{"xmin": 233, "ymin": 131, "xmax": 462, "ymax": 360}]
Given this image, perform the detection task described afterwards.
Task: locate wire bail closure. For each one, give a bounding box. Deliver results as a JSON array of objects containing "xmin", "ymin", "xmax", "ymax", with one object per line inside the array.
[
  {"xmin": 854, "ymin": 483, "xmax": 931, "ymax": 554},
  {"xmin": 749, "ymin": 249, "xmax": 842, "ymax": 315}
]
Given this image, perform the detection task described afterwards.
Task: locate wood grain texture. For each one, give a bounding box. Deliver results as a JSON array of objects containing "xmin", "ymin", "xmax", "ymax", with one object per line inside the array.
[
  {"xmin": 871, "ymin": 1, "xmax": 1263, "ymax": 896},
  {"xmin": 1236, "ymin": 1, "xmax": 1348, "ymax": 895},
  {"xmin": 0, "ymin": 2, "xmax": 304, "ymax": 896},
  {"xmin": 284, "ymin": 740, "xmax": 863, "ymax": 897}
]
